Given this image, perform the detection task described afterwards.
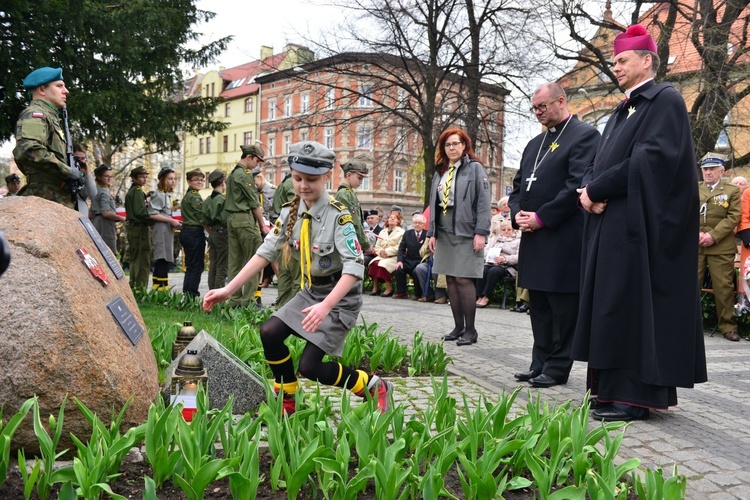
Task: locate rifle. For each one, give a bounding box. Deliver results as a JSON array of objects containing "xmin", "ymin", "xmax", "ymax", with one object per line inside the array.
[{"xmin": 61, "ymin": 106, "xmax": 84, "ymax": 205}]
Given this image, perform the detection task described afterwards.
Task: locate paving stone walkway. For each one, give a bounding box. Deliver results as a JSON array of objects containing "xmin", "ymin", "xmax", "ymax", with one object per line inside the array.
[{"xmin": 171, "ymin": 272, "xmax": 750, "ymax": 499}]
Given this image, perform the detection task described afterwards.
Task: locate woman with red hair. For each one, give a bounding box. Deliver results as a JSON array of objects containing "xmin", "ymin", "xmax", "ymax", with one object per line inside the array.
[{"xmin": 427, "ymin": 128, "xmax": 491, "ymax": 345}]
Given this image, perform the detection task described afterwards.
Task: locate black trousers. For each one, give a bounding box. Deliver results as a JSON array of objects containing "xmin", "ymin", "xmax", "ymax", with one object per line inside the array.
[
  {"xmin": 180, "ymin": 226, "xmax": 205, "ymax": 297},
  {"xmin": 475, "ymin": 264, "xmax": 512, "ymax": 297},
  {"xmin": 528, "ymin": 290, "xmax": 578, "ymax": 383},
  {"xmin": 394, "ymin": 263, "xmax": 422, "ymax": 296}
]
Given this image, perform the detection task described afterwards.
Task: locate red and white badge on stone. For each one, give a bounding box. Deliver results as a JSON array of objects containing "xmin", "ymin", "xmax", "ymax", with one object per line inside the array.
[{"xmin": 77, "ymin": 248, "xmax": 110, "ymax": 285}]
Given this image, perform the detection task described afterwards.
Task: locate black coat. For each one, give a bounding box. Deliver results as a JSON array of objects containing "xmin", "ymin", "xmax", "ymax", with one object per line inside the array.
[
  {"xmin": 397, "ymin": 229, "xmax": 427, "ymax": 271},
  {"xmin": 509, "ymin": 115, "xmax": 600, "ymax": 293},
  {"xmin": 572, "ymin": 81, "xmax": 707, "ymax": 388}
]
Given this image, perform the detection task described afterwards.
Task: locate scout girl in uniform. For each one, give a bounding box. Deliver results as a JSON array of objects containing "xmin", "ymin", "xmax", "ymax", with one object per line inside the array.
[
  {"xmin": 203, "ymin": 141, "xmax": 393, "ymax": 414},
  {"xmin": 149, "ymin": 167, "xmax": 182, "ymax": 290}
]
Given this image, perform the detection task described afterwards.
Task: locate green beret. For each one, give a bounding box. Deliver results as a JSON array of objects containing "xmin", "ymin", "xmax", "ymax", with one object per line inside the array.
[
  {"xmin": 23, "ymin": 67, "xmax": 64, "ymax": 90},
  {"xmin": 208, "ymin": 169, "xmax": 225, "ymax": 184},
  {"xmin": 186, "ymin": 168, "xmax": 205, "ymax": 180},
  {"xmin": 130, "ymin": 166, "xmax": 148, "ymax": 178},
  {"xmin": 241, "ymin": 144, "xmax": 265, "ymax": 160},
  {"xmin": 343, "ymin": 159, "xmax": 369, "ymax": 177}
]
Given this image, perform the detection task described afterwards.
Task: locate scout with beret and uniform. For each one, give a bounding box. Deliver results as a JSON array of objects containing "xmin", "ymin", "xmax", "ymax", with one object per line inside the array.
[
  {"xmin": 203, "ymin": 169, "xmax": 229, "ymax": 290},
  {"xmin": 271, "ymin": 161, "xmax": 301, "ymax": 308},
  {"xmin": 125, "ymin": 166, "xmax": 152, "ymax": 290},
  {"xmin": 180, "ymin": 168, "xmax": 206, "ymax": 298},
  {"xmin": 697, "ymin": 152, "xmax": 741, "ymax": 342},
  {"xmin": 12, "ymin": 67, "xmax": 78, "ymax": 209},
  {"xmin": 335, "ymin": 158, "xmax": 372, "ymax": 254},
  {"xmin": 148, "ymin": 167, "xmax": 182, "ymax": 291},
  {"xmin": 204, "ymin": 141, "xmax": 394, "ymax": 415},
  {"xmin": 224, "ymin": 144, "xmax": 269, "ymax": 308},
  {"xmin": 91, "ymin": 164, "xmax": 125, "ymax": 256},
  {"xmin": 253, "ymin": 165, "xmax": 279, "ymax": 289},
  {"xmin": 573, "ymin": 24, "xmax": 707, "ymax": 422},
  {"xmin": 2, "ymin": 173, "xmax": 22, "ymax": 197}
]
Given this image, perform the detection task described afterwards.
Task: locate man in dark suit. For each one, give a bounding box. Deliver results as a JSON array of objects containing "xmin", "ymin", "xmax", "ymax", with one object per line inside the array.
[
  {"xmin": 393, "ymin": 213, "xmax": 428, "ymax": 299},
  {"xmin": 509, "ymin": 82, "xmax": 600, "ymax": 389}
]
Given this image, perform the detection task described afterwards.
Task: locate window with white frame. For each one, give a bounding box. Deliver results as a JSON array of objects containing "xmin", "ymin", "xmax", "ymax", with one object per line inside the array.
[
  {"xmin": 222, "ymin": 135, "xmax": 228, "ymax": 152},
  {"xmin": 716, "ymin": 114, "xmax": 730, "ymax": 149},
  {"xmin": 326, "ymin": 88, "xmax": 335, "ymax": 109},
  {"xmin": 244, "ymin": 98, "xmax": 253, "ymax": 113},
  {"xmin": 324, "ymin": 128, "xmax": 334, "ymax": 149},
  {"xmin": 244, "ymin": 131, "xmax": 253, "ymax": 145},
  {"xmin": 225, "ymin": 103, "xmax": 231, "ymax": 117},
  {"xmin": 268, "ymin": 137, "xmax": 275, "ymax": 157},
  {"xmin": 284, "ymin": 135, "xmax": 291, "ymax": 155},
  {"xmin": 359, "ymin": 84, "xmax": 373, "ymax": 107},
  {"xmin": 394, "ymin": 169, "xmax": 405, "ymax": 193},
  {"xmin": 301, "ymin": 94, "xmax": 309, "ymax": 113},
  {"xmin": 284, "ymin": 98, "xmax": 292, "ymax": 116},
  {"xmin": 199, "ymin": 138, "xmax": 204, "ymax": 154},
  {"xmin": 268, "ymin": 100, "xmax": 276, "ymax": 120},
  {"xmin": 300, "ymin": 131, "xmax": 309, "ymax": 142},
  {"xmin": 205, "ymin": 137, "xmax": 211, "ymax": 154},
  {"xmin": 357, "ymin": 125, "xmax": 372, "ymax": 149},
  {"xmin": 395, "ymin": 128, "xmax": 407, "ymax": 152},
  {"xmin": 361, "ymin": 174, "xmax": 371, "ymax": 191},
  {"xmin": 267, "ymin": 170, "xmax": 275, "ymax": 185}
]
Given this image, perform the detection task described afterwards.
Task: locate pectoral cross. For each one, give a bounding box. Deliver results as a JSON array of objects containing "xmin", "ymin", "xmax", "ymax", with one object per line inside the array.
[{"xmin": 525, "ymin": 173, "xmax": 538, "ymax": 191}]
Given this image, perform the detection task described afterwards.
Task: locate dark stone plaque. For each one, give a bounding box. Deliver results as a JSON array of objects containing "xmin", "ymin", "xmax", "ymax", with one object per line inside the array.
[
  {"xmin": 107, "ymin": 296, "xmax": 143, "ymax": 345},
  {"xmin": 78, "ymin": 216, "xmax": 124, "ymax": 279}
]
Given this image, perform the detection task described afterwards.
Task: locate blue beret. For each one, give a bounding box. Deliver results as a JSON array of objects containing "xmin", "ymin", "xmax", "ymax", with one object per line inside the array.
[{"xmin": 23, "ymin": 67, "xmax": 64, "ymax": 90}]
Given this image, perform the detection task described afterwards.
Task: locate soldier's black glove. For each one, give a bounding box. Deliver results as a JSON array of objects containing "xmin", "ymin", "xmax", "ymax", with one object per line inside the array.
[
  {"xmin": 738, "ymin": 229, "xmax": 750, "ymax": 248},
  {"xmin": 65, "ymin": 173, "xmax": 84, "ymax": 195}
]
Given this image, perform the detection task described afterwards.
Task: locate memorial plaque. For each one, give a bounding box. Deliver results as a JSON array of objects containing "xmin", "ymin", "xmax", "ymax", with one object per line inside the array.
[
  {"xmin": 78, "ymin": 216, "xmax": 124, "ymax": 279},
  {"xmin": 107, "ymin": 296, "xmax": 143, "ymax": 345}
]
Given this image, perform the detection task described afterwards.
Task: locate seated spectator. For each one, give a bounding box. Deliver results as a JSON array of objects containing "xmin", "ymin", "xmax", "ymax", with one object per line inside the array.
[
  {"xmin": 368, "ymin": 211, "xmax": 405, "ymax": 297},
  {"xmin": 415, "ymin": 254, "xmax": 448, "ymax": 303},
  {"xmin": 393, "ymin": 213, "xmax": 428, "ymax": 298},
  {"xmin": 476, "ymin": 219, "xmax": 519, "ymax": 307}
]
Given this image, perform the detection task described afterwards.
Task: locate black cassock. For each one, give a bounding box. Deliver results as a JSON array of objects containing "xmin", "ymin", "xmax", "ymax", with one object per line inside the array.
[{"xmin": 572, "ymin": 81, "xmax": 708, "ymax": 409}]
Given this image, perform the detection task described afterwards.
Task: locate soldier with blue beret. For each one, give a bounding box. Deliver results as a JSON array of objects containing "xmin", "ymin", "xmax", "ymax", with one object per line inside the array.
[{"xmin": 13, "ymin": 67, "xmax": 76, "ymax": 209}]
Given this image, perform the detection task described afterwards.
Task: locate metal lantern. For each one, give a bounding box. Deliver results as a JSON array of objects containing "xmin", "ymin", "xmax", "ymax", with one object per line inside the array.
[
  {"xmin": 170, "ymin": 349, "xmax": 207, "ymax": 421},
  {"xmin": 172, "ymin": 321, "xmax": 198, "ymax": 359}
]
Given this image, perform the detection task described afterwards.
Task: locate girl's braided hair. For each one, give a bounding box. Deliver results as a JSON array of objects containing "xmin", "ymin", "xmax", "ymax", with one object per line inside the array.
[{"xmin": 281, "ymin": 194, "xmax": 301, "ymax": 265}]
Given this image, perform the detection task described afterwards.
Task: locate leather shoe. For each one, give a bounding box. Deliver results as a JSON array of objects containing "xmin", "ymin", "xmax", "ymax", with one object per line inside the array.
[
  {"xmin": 528, "ymin": 373, "xmax": 562, "ymax": 388},
  {"xmin": 724, "ymin": 330, "xmax": 741, "ymax": 341},
  {"xmin": 370, "ymin": 290, "xmax": 381, "ymax": 296},
  {"xmin": 513, "ymin": 370, "xmax": 539, "ymax": 382},
  {"xmin": 443, "ymin": 328, "xmax": 463, "ymax": 341},
  {"xmin": 588, "ymin": 398, "xmax": 609, "ymax": 410},
  {"xmin": 381, "ymin": 291, "xmax": 394, "ymax": 298},
  {"xmin": 424, "ymin": 295, "xmax": 436, "ymax": 302},
  {"xmin": 510, "ymin": 303, "xmax": 529, "ymax": 313},
  {"xmin": 456, "ymin": 331, "xmax": 478, "ymax": 346},
  {"xmin": 393, "ymin": 293, "xmax": 408, "ymax": 299},
  {"xmin": 435, "ymin": 296, "xmax": 448, "ymax": 304},
  {"xmin": 592, "ymin": 405, "xmax": 649, "ymax": 422}
]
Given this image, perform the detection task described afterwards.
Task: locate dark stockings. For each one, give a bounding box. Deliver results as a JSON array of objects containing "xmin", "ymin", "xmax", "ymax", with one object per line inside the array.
[{"xmin": 446, "ymin": 276, "xmax": 478, "ymax": 336}]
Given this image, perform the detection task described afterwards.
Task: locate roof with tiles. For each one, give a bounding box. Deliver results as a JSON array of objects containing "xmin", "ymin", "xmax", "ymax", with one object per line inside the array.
[{"xmin": 218, "ymin": 52, "xmax": 291, "ymax": 99}]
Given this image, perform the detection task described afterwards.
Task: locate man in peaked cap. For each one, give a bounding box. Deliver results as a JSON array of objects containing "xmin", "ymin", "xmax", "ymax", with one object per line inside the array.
[
  {"xmin": 224, "ymin": 145, "xmax": 269, "ymax": 308},
  {"xmin": 697, "ymin": 153, "xmax": 740, "ymax": 342},
  {"xmin": 3, "ymin": 173, "xmax": 22, "ymax": 197},
  {"xmin": 125, "ymin": 166, "xmax": 152, "ymax": 290},
  {"xmin": 336, "ymin": 159, "xmax": 371, "ymax": 256},
  {"xmin": 574, "ymin": 24, "xmax": 707, "ymax": 421},
  {"xmin": 13, "ymin": 67, "xmax": 79, "ymax": 209}
]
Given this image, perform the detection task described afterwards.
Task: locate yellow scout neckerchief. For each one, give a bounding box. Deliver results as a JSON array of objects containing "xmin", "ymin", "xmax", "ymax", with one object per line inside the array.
[{"xmin": 299, "ymin": 212, "xmax": 313, "ymax": 289}]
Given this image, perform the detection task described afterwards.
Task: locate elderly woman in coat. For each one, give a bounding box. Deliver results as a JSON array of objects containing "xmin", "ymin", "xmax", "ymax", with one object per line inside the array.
[
  {"xmin": 476, "ymin": 218, "xmax": 519, "ymax": 307},
  {"xmin": 368, "ymin": 211, "xmax": 405, "ymax": 297}
]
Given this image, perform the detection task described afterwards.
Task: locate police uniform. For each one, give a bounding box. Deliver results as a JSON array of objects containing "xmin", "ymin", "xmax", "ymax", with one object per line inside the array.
[
  {"xmin": 125, "ymin": 167, "xmax": 152, "ymax": 290},
  {"xmin": 224, "ymin": 145, "xmax": 265, "ymax": 307},
  {"xmin": 180, "ymin": 169, "xmax": 206, "ymax": 298},
  {"xmin": 698, "ymin": 154, "xmax": 741, "ymax": 339},
  {"xmin": 335, "ymin": 159, "xmax": 371, "ymax": 252},
  {"xmin": 13, "ymin": 67, "xmax": 75, "ymax": 209},
  {"xmin": 253, "ymin": 141, "xmax": 392, "ymax": 414},
  {"xmin": 91, "ymin": 166, "xmax": 119, "ymax": 255},
  {"xmin": 203, "ymin": 169, "xmax": 229, "ymax": 290}
]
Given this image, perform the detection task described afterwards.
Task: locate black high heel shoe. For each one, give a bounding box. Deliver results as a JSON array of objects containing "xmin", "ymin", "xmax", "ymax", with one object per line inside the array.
[
  {"xmin": 456, "ymin": 330, "xmax": 478, "ymax": 346},
  {"xmin": 370, "ymin": 290, "xmax": 381, "ymax": 296},
  {"xmin": 443, "ymin": 328, "xmax": 463, "ymax": 341},
  {"xmin": 381, "ymin": 290, "xmax": 394, "ymax": 298}
]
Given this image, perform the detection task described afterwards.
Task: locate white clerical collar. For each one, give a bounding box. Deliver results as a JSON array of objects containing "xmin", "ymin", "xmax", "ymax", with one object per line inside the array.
[
  {"xmin": 547, "ymin": 114, "xmax": 571, "ymax": 133},
  {"xmin": 625, "ymin": 78, "xmax": 654, "ymax": 99}
]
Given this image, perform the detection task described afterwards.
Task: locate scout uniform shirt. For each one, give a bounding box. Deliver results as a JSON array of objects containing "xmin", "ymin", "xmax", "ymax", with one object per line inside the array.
[
  {"xmin": 335, "ymin": 182, "xmax": 371, "ymax": 252},
  {"xmin": 202, "ymin": 190, "xmax": 227, "ymax": 229},
  {"xmin": 257, "ymin": 196, "xmax": 365, "ymax": 282},
  {"xmin": 181, "ymin": 188, "xmax": 204, "ymax": 227},
  {"xmin": 224, "ymin": 164, "xmax": 260, "ymax": 214}
]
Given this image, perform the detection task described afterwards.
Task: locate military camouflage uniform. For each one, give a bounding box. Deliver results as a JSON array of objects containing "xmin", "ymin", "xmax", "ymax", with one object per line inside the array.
[
  {"xmin": 13, "ymin": 100, "xmax": 74, "ymax": 209},
  {"xmin": 125, "ymin": 183, "xmax": 152, "ymax": 290}
]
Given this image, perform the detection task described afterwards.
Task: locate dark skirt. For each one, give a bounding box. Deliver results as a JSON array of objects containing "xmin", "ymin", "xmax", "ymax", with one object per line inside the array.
[
  {"xmin": 432, "ymin": 208, "xmax": 483, "ymax": 279},
  {"xmin": 368, "ymin": 261, "xmax": 392, "ymax": 281},
  {"xmin": 587, "ymin": 367, "xmax": 678, "ymax": 410}
]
